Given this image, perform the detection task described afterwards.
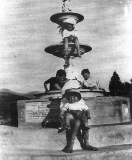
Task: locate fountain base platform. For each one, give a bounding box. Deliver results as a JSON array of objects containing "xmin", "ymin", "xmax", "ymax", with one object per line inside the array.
[{"xmin": 1, "ymin": 124, "xmax": 132, "ymax": 160}]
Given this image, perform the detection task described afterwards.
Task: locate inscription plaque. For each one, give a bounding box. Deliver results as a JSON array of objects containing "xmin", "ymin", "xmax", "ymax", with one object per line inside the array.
[{"xmin": 25, "ymin": 102, "xmax": 50, "ymax": 122}]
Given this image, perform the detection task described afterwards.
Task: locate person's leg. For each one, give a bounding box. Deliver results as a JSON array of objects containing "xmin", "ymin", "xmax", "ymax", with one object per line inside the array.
[
  {"xmin": 74, "ymin": 37, "xmax": 81, "ymax": 57},
  {"xmin": 58, "ymin": 112, "xmax": 71, "ymax": 133},
  {"xmin": 82, "ymin": 115, "xmax": 89, "ymax": 130},
  {"xmin": 58, "ymin": 110, "xmax": 66, "ymax": 133},
  {"xmin": 76, "ymin": 128, "xmax": 85, "ymax": 149},
  {"xmin": 76, "ymin": 115, "xmax": 89, "ymax": 149},
  {"xmin": 65, "ymin": 112, "xmax": 72, "ymax": 129},
  {"xmin": 58, "ymin": 119, "xmax": 67, "ymax": 133},
  {"xmin": 62, "ymin": 113, "xmax": 74, "ymax": 152},
  {"xmin": 62, "ymin": 119, "xmax": 81, "ymax": 153},
  {"xmin": 63, "ymin": 37, "xmax": 69, "ymax": 57},
  {"xmin": 82, "ymin": 127, "xmax": 98, "ymax": 151},
  {"xmin": 62, "ymin": 129, "xmax": 72, "ymax": 151},
  {"xmin": 80, "ymin": 115, "xmax": 98, "ymax": 151}
]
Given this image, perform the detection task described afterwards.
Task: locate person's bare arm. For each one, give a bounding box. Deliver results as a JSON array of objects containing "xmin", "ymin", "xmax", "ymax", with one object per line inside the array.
[{"xmin": 60, "ymin": 110, "xmax": 65, "ymax": 119}]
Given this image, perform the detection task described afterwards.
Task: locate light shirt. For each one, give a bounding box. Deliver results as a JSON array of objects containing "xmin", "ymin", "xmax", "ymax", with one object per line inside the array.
[
  {"xmin": 83, "ymin": 78, "xmax": 97, "ymax": 88},
  {"xmin": 62, "ymin": 29, "xmax": 77, "ymax": 38},
  {"xmin": 63, "ymin": 17, "xmax": 77, "ymax": 25},
  {"xmin": 60, "ymin": 98, "xmax": 88, "ymax": 111}
]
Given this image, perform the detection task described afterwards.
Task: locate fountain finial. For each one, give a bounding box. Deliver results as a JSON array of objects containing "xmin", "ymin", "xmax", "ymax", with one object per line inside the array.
[{"xmin": 62, "ymin": 0, "xmax": 72, "ymax": 12}]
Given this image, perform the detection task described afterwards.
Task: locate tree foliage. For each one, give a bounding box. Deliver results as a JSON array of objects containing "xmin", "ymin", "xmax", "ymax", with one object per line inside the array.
[
  {"xmin": 109, "ymin": 71, "xmax": 122, "ymax": 96},
  {"xmin": 109, "ymin": 71, "xmax": 131, "ymax": 96}
]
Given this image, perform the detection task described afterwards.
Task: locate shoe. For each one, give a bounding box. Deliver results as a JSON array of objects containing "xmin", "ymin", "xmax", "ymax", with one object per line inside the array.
[
  {"xmin": 58, "ymin": 126, "xmax": 71, "ymax": 133},
  {"xmin": 62, "ymin": 146, "xmax": 73, "ymax": 153},
  {"xmin": 58, "ymin": 127, "xmax": 66, "ymax": 133},
  {"xmin": 82, "ymin": 144, "xmax": 98, "ymax": 151}
]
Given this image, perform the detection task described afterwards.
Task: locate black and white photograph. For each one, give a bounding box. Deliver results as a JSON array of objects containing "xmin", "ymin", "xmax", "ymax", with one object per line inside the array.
[{"xmin": 0, "ymin": 0, "xmax": 132, "ymax": 159}]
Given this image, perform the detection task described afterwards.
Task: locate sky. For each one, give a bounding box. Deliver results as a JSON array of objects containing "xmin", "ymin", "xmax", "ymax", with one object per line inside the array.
[{"xmin": 0, "ymin": 0, "xmax": 132, "ymax": 93}]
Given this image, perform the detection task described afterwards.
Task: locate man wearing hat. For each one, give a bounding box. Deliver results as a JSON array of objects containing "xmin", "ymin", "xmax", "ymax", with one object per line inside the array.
[{"xmin": 59, "ymin": 89, "xmax": 98, "ymax": 153}]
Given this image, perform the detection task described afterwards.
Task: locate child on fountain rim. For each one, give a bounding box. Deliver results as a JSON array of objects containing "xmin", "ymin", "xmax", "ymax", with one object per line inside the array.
[
  {"xmin": 58, "ymin": 89, "xmax": 91, "ymax": 133},
  {"xmin": 81, "ymin": 68, "xmax": 105, "ymax": 91},
  {"xmin": 81, "ymin": 69, "xmax": 98, "ymax": 90},
  {"xmin": 58, "ymin": 19, "xmax": 81, "ymax": 58}
]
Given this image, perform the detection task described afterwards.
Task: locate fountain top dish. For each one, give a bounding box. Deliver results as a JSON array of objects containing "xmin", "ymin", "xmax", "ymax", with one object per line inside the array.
[
  {"xmin": 45, "ymin": 42, "xmax": 92, "ymax": 58},
  {"xmin": 50, "ymin": 12, "xmax": 84, "ymax": 25}
]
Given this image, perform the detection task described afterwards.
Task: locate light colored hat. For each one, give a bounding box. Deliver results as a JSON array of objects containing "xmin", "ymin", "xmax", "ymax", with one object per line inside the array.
[{"xmin": 64, "ymin": 89, "xmax": 81, "ymax": 100}]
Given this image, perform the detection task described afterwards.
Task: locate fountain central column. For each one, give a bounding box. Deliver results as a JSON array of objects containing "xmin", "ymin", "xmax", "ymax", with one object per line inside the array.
[{"xmin": 45, "ymin": 1, "xmax": 92, "ymax": 75}]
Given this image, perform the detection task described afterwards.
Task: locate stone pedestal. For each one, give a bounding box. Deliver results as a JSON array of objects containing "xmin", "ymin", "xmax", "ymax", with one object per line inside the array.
[{"xmin": 15, "ymin": 94, "xmax": 130, "ymax": 128}]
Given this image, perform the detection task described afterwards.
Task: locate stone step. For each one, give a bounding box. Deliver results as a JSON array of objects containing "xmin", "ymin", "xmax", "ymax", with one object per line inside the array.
[
  {"xmin": 1, "ymin": 144, "xmax": 132, "ymax": 160},
  {"xmin": 1, "ymin": 122, "xmax": 132, "ymax": 150}
]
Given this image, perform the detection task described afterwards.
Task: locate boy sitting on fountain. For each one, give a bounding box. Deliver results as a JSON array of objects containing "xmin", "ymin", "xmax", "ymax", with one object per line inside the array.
[
  {"xmin": 81, "ymin": 68, "xmax": 105, "ymax": 91},
  {"xmin": 58, "ymin": 18, "xmax": 81, "ymax": 60},
  {"xmin": 44, "ymin": 69, "xmax": 67, "ymax": 92},
  {"xmin": 58, "ymin": 89, "xmax": 91, "ymax": 133},
  {"xmin": 81, "ymin": 69, "xmax": 98, "ymax": 90}
]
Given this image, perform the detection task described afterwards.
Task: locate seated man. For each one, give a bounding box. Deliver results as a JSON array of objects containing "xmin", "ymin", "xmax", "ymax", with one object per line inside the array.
[{"xmin": 44, "ymin": 69, "xmax": 67, "ymax": 92}]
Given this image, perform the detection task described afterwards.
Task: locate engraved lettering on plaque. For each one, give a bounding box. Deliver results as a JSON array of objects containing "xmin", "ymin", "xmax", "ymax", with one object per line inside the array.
[{"xmin": 25, "ymin": 102, "xmax": 50, "ymax": 122}]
